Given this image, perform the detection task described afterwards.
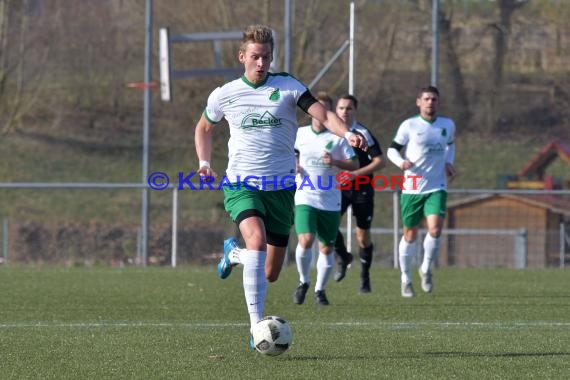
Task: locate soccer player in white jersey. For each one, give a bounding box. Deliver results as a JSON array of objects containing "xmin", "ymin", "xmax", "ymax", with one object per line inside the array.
[
  {"xmin": 292, "ymin": 92, "xmax": 358, "ymax": 306},
  {"xmin": 194, "ymin": 25, "xmax": 366, "ymax": 349},
  {"xmin": 387, "ymin": 86, "xmax": 457, "ymax": 298}
]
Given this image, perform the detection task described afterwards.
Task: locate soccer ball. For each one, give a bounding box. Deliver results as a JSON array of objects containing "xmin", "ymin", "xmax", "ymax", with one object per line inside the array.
[{"xmin": 251, "ymin": 316, "xmax": 292, "ymax": 356}]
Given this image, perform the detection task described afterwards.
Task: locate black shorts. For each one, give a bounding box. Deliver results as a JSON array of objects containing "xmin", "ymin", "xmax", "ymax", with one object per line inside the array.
[{"xmin": 340, "ymin": 190, "xmax": 374, "ymax": 230}]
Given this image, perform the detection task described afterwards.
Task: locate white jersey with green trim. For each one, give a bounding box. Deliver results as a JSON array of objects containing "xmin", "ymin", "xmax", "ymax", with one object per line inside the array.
[
  {"xmin": 393, "ymin": 115, "xmax": 455, "ymax": 194},
  {"xmin": 294, "ymin": 126, "xmax": 356, "ymax": 211},
  {"xmin": 204, "ymin": 73, "xmax": 307, "ymax": 190}
]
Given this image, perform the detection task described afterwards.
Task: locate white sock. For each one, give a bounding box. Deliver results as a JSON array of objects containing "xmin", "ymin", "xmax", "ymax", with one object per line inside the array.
[
  {"xmin": 241, "ymin": 250, "xmax": 267, "ymax": 329},
  {"xmin": 399, "ymin": 237, "xmax": 417, "ymax": 284},
  {"xmin": 295, "ymin": 244, "xmax": 312, "ymax": 285},
  {"xmin": 315, "ymin": 251, "xmax": 335, "ymax": 292},
  {"xmin": 229, "ymin": 247, "xmax": 243, "ymax": 265},
  {"xmin": 421, "ymin": 234, "xmax": 440, "ymax": 274}
]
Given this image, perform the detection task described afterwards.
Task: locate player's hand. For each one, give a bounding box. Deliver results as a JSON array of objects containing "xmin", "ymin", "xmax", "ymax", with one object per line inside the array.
[
  {"xmin": 445, "ymin": 163, "xmax": 457, "ymax": 182},
  {"xmin": 401, "ymin": 160, "xmax": 414, "ymax": 171},
  {"xmin": 197, "ymin": 165, "xmax": 217, "ymax": 182},
  {"xmin": 348, "ymin": 133, "xmax": 368, "ymax": 151},
  {"xmin": 322, "ymin": 152, "xmax": 332, "ymax": 167}
]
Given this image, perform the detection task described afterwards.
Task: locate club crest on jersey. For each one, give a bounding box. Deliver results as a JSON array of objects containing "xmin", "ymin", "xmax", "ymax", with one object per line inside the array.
[
  {"xmin": 269, "ymin": 88, "xmax": 280, "ymax": 102},
  {"xmin": 441, "ymin": 128, "xmax": 447, "ymax": 137},
  {"xmin": 240, "ymin": 111, "xmax": 282, "ymax": 129}
]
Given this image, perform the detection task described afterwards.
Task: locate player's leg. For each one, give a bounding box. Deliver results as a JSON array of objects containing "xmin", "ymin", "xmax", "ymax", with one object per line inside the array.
[
  {"xmin": 334, "ymin": 191, "xmax": 354, "ymax": 281},
  {"xmin": 294, "ymin": 235, "xmax": 313, "ymax": 285},
  {"xmin": 222, "ymin": 187, "xmax": 270, "ymax": 342},
  {"xmin": 419, "ymin": 190, "xmax": 447, "ymax": 293},
  {"xmin": 333, "ymin": 230, "xmax": 353, "ymax": 281},
  {"xmin": 399, "ymin": 193, "xmax": 425, "ymax": 297},
  {"xmin": 237, "ymin": 216, "xmax": 269, "ymax": 328},
  {"xmin": 262, "ymin": 188, "xmax": 295, "ymax": 282},
  {"xmin": 314, "ymin": 243, "xmax": 334, "ymax": 305},
  {"xmin": 400, "ymin": 226, "xmax": 418, "ymax": 297},
  {"xmin": 313, "ymin": 209, "xmax": 341, "ymax": 305},
  {"xmin": 353, "ymin": 201, "xmax": 374, "ymax": 293},
  {"xmin": 293, "ymin": 205, "xmax": 316, "ymax": 304},
  {"xmin": 219, "ymin": 187, "xmax": 265, "ymax": 278},
  {"xmin": 356, "ymin": 227, "xmax": 373, "ymax": 293}
]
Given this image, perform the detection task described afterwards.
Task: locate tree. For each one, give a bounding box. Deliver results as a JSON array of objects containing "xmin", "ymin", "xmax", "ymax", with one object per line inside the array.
[
  {"xmin": 438, "ymin": 1, "xmax": 471, "ymax": 125},
  {"xmin": 487, "ymin": 0, "xmax": 529, "ymax": 132},
  {"xmin": 0, "ymin": 0, "xmax": 50, "ymax": 134}
]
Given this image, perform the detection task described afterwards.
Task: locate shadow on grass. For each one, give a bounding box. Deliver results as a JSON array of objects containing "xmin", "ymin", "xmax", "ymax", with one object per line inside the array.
[
  {"xmin": 283, "ymin": 351, "xmax": 570, "ymax": 361},
  {"xmin": 423, "ymin": 351, "xmax": 570, "ymax": 358}
]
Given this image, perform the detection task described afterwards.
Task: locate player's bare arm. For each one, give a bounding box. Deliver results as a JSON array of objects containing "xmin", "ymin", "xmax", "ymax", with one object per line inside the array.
[
  {"xmin": 324, "ymin": 153, "xmax": 358, "ymax": 171},
  {"xmin": 445, "ymin": 140, "xmax": 456, "ymax": 181},
  {"xmin": 351, "ymin": 155, "xmax": 385, "ymax": 177},
  {"xmin": 307, "ymin": 102, "xmax": 367, "ymax": 151},
  {"xmin": 445, "ymin": 163, "xmax": 457, "ymax": 182},
  {"xmin": 194, "ymin": 113, "xmax": 218, "ymax": 178}
]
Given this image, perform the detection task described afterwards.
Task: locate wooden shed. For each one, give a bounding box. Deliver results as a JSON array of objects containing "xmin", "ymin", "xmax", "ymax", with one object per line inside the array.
[{"xmin": 441, "ymin": 194, "xmax": 570, "ymax": 268}]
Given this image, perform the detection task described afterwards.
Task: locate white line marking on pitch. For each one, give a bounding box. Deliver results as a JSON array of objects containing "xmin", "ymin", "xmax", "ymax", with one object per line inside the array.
[{"xmin": 0, "ymin": 321, "xmax": 569, "ymax": 329}]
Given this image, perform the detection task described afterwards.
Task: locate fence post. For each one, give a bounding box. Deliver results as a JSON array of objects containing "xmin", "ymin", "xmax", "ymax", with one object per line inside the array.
[
  {"xmin": 346, "ymin": 205, "xmax": 353, "ymax": 254},
  {"xmin": 417, "ymin": 230, "xmax": 425, "ymax": 267},
  {"xmin": 514, "ymin": 228, "xmax": 527, "ymax": 269},
  {"xmin": 136, "ymin": 227, "xmax": 142, "ymax": 265},
  {"xmin": 560, "ymin": 223, "xmax": 565, "ymax": 268},
  {"xmin": 171, "ymin": 187, "xmax": 178, "ymax": 268},
  {"xmin": 393, "ymin": 191, "xmax": 399, "ymax": 269},
  {"xmin": 3, "ymin": 218, "xmax": 8, "ymax": 264}
]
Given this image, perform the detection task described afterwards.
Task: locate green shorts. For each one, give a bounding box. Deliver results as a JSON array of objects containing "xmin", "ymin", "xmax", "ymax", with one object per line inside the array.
[
  {"xmin": 400, "ymin": 190, "xmax": 447, "ymax": 228},
  {"xmin": 223, "ymin": 186, "xmax": 295, "ymax": 236},
  {"xmin": 294, "ymin": 205, "xmax": 341, "ymax": 247}
]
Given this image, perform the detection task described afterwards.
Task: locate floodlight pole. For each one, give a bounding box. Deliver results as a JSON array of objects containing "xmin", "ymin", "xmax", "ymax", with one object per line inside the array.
[
  {"xmin": 431, "ymin": 0, "xmax": 439, "ymax": 87},
  {"xmin": 348, "ymin": 1, "xmax": 355, "ymax": 95},
  {"xmin": 284, "ymin": 0, "xmax": 292, "ymax": 73},
  {"xmin": 346, "ymin": 1, "xmax": 355, "ymax": 254},
  {"xmin": 141, "ymin": 0, "xmax": 153, "ymax": 267}
]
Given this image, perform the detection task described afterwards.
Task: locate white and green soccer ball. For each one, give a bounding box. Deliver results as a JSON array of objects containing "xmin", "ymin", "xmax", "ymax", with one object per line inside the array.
[{"xmin": 252, "ymin": 316, "xmax": 292, "ymax": 356}]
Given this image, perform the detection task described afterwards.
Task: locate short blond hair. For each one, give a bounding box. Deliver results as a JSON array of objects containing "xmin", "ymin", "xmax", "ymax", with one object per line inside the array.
[{"xmin": 240, "ymin": 25, "xmax": 274, "ymax": 53}]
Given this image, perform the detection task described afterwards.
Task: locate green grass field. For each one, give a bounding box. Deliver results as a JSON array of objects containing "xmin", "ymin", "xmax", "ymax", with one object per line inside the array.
[{"xmin": 1, "ymin": 266, "xmax": 569, "ymax": 379}]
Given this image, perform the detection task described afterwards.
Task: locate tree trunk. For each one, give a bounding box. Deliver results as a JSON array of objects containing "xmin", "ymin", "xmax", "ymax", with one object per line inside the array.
[
  {"xmin": 0, "ymin": 0, "xmax": 9, "ymax": 96},
  {"xmin": 438, "ymin": 4, "xmax": 471, "ymax": 125},
  {"xmin": 488, "ymin": 0, "xmax": 528, "ymax": 132}
]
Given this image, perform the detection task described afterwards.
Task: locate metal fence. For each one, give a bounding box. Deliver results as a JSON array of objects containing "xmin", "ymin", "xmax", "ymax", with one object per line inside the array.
[
  {"xmin": 0, "ymin": 184, "xmax": 568, "ymax": 268},
  {"xmin": 351, "ymin": 189, "xmax": 570, "ymax": 269}
]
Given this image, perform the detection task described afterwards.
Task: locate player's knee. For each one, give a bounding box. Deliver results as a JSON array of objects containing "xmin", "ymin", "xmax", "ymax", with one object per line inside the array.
[
  {"xmin": 244, "ymin": 233, "xmax": 266, "ymax": 251},
  {"xmin": 356, "ymin": 228, "xmax": 371, "ymax": 244},
  {"xmin": 428, "ymin": 227, "xmax": 442, "ymax": 238},
  {"xmin": 404, "ymin": 228, "xmax": 418, "ymax": 242},
  {"xmin": 297, "ymin": 234, "xmax": 314, "ymax": 248},
  {"xmin": 356, "ymin": 234, "xmax": 371, "ymax": 247}
]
